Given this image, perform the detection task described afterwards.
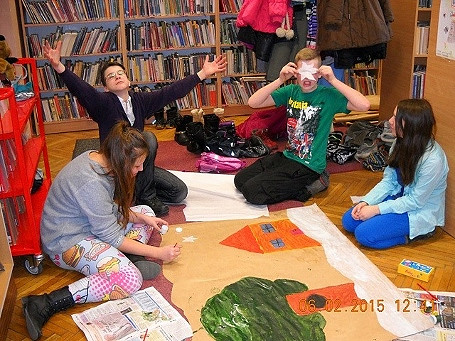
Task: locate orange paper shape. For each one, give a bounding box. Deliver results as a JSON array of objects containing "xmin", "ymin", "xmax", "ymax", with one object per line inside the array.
[
  {"xmin": 287, "ymin": 282, "xmax": 359, "ymax": 316},
  {"xmin": 220, "ymin": 219, "xmax": 320, "ymax": 253}
]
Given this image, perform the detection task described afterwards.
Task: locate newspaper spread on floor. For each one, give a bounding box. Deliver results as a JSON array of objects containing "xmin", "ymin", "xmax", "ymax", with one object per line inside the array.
[
  {"xmin": 71, "ymin": 286, "xmax": 193, "ymax": 341},
  {"xmin": 394, "ymin": 288, "xmax": 455, "ymax": 341}
]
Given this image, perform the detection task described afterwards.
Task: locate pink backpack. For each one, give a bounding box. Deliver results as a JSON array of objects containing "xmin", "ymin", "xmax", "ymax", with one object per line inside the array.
[{"xmin": 196, "ymin": 152, "xmax": 246, "ymax": 173}]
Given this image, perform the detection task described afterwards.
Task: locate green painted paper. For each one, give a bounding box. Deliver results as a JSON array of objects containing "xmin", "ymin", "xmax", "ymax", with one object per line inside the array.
[{"xmin": 201, "ymin": 277, "xmax": 326, "ymax": 340}]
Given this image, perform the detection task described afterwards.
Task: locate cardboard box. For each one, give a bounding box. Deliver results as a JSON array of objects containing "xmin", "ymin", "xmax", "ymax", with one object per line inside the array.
[{"xmin": 397, "ymin": 259, "xmax": 434, "ymax": 282}]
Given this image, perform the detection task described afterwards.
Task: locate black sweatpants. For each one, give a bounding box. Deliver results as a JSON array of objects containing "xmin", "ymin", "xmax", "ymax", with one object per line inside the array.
[{"xmin": 234, "ymin": 152, "xmax": 319, "ymax": 205}]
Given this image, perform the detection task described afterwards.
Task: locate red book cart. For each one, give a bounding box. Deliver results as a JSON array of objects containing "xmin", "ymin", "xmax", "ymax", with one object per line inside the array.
[{"xmin": 0, "ymin": 58, "xmax": 51, "ymax": 274}]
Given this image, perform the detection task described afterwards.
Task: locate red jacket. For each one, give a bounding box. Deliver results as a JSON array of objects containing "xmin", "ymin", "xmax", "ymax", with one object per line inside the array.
[{"xmin": 236, "ymin": 0, "xmax": 293, "ymax": 34}]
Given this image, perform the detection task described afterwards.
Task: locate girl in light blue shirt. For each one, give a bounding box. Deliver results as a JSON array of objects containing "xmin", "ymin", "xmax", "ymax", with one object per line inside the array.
[{"xmin": 342, "ymin": 99, "xmax": 449, "ymax": 249}]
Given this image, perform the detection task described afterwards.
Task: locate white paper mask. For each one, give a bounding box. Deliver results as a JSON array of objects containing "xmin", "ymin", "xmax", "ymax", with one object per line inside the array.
[{"xmin": 297, "ymin": 62, "xmax": 318, "ymax": 81}]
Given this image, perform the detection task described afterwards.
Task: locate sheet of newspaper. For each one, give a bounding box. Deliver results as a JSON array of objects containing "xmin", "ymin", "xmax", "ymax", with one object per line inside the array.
[
  {"xmin": 394, "ymin": 288, "xmax": 455, "ymax": 341},
  {"xmin": 72, "ymin": 286, "xmax": 193, "ymax": 341}
]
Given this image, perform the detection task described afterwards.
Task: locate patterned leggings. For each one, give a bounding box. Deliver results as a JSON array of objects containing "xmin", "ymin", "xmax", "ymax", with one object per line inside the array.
[{"xmin": 49, "ymin": 205, "xmax": 155, "ymax": 303}]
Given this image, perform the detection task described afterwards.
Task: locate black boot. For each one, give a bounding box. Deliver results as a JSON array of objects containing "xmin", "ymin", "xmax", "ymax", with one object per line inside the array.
[
  {"xmin": 165, "ymin": 106, "xmax": 179, "ymax": 128},
  {"xmin": 124, "ymin": 253, "xmax": 161, "ymax": 280},
  {"xmin": 174, "ymin": 114, "xmax": 193, "ymax": 146},
  {"xmin": 186, "ymin": 121, "xmax": 206, "ymax": 154},
  {"xmin": 203, "ymin": 113, "xmax": 220, "ymax": 138},
  {"xmin": 138, "ymin": 196, "xmax": 169, "ymax": 217},
  {"xmin": 22, "ymin": 286, "xmax": 75, "ymax": 340},
  {"xmin": 153, "ymin": 108, "xmax": 166, "ymax": 129}
]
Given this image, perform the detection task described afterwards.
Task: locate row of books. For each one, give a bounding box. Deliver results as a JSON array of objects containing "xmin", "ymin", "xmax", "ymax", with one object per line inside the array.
[
  {"xmin": 0, "ymin": 140, "xmax": 17, "ymax": 194},
  {"xmin": 351, "ymin": 59, "xmax": 381, "ymax": 69},
  {"xmin": 412, "ymin": 67, "xmax": 426, "ymax": 99},
  {"xmin": 125, "ymin": 19, "xmax": 215, "ymax": 51},
  {"xmin": 127, "ymin": 53, "xmax": 207, "ymax": 82},
  {"xmin": 27, "ymin": 26, "xmax": 120, "ymax": 59},
  {"xmin": 415, "ymin": 22, "xmax": 430, "ymax": 56},
  {"xmin": 220, "ymin": 18, "xmax": 238, "ymax": 45},
  {"xmin": 37, "ymin": 57, "xmax": 121, "ymax": 91},
  {"xmin": 221, "ymin": 78, "xmax": 267, "ymax": 106},
  {"xmin": 219, "ymin": 0, "xmax": 242, "ymax": 13},
  {"xmin": 0, "ymin": 196, "xmax": 25, "ymax": 246},
  {"xmin": 40, "ymin": 93, "xmax": 88, "ymax": 122},
  {"xmin": 22, "ymin": 0, "xmax": 119, "ymax": 24},
  {"xmin": 418, "ymin": 0, "xmax": 432, "ymax": 8},
  {"xmin": 124, "ymin": 0, "xmax": 217, "ymax": 17},
  {"xmin": 222, "ymin": 47, "xmax": 258, "ymax": 75},
  {"xmin": 173, "ymin": 81, "xmax": 217, "ymax": 109},
  {"xmin": 345, "ymin": 70, "xmax": 378, "ymax": 96}
]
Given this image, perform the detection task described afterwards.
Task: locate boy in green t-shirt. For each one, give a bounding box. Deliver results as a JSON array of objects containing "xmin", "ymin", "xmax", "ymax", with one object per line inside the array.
[{"xmin": 234, "ymin": 48, "xmax": 370, "ymax": 204}]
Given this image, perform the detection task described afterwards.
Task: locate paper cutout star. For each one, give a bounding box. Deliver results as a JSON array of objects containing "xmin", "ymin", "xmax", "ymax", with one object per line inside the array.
[
  {"xmin": 182, "ymin": 236, "xmax": 198, "ymax": 243},
  {"xmin": 297, "ymin": 62, "xmax": 318, "ymax": 81}
]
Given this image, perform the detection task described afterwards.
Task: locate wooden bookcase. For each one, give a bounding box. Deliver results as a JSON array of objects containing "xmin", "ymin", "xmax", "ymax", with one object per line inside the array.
[
  {"xmin": 0, "ymin": 208, "xmax": 15, "ymax": 341},
  {"xmin": 379, "ymin": 0, "xmax": 432, "ymax": 121},
  {"xmin": 0, "ymin": 58, "xmax": 51, "ymax": 275},
  {"xmin": 344, "ymin": 60, "xmax": 382, "ymax": 97},
  {"xmin": 18, "ymin": 0, "xmax": 265, "ymax": 133}
]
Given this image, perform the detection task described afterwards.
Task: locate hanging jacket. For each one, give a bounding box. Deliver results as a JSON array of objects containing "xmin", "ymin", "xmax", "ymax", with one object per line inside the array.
[
  {"xmin": 236, "ymin": 0, "xmax": 293, "ymax": 34},
  {"xmin": 317, "ymin": 0, "xmax": 394, "ymax": 52}
]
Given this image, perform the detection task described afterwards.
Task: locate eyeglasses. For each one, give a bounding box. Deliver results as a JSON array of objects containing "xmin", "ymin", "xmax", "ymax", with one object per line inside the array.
[{"xmin": 105, "ymin": 69, "xmax": 126, "ymax": 80}]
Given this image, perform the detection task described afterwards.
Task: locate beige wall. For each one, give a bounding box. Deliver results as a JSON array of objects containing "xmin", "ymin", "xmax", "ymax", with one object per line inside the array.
[{"xmin": 0, "ymin": 0, "xmax": 23, "ymax": 57}]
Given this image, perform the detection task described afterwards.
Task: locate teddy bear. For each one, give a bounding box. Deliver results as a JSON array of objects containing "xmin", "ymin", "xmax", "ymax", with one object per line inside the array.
[{"xmin": 0, "ymin": 34, "xmax": 18, "ymax": 85}]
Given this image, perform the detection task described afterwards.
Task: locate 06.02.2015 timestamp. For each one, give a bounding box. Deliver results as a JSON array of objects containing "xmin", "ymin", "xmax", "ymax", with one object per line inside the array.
[{"xmin": 300, "ymin": 298, "xmax": 425, "ymax": 313}]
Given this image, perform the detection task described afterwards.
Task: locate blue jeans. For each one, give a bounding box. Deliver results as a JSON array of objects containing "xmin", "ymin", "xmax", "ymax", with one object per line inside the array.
[{"xmin": 342, "ymin": 203, "xmax": 409, "ymax": 249}]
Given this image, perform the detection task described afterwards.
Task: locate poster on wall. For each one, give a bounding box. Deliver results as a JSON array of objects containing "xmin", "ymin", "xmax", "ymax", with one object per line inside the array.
[{"xmin": 436, "ymin": 0, "xmax": 455, "ymax": 60}]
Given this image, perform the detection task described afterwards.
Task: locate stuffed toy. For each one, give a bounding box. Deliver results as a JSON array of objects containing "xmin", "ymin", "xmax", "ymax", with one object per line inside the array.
[{"xmin": 0, "ymin": 34, "xmax": 18, "ymax": 85}]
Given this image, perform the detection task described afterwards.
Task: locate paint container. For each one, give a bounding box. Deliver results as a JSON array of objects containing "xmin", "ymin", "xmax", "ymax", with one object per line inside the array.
[{"xmin": 160, "ymin": 224, "xmax": 169, "ymax": 234}]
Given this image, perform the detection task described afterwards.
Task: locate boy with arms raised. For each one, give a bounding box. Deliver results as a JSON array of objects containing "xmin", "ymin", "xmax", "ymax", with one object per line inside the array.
[{"xmin": 234, "ymin": 48, "xmax": 370, "ymax": 204}]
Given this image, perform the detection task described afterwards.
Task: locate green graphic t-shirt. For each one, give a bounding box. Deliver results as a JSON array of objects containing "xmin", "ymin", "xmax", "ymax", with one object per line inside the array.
[{"xmin": 271, "ymin": 84, "xmax": 349, "ymax": 173}]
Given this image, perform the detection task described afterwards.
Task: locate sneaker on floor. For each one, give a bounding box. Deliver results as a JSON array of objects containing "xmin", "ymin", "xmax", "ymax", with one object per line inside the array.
[
  {"xmin": 124, "ymin": 253, "xmax": 161, "ymax": 280},
  {"xmin": 138, "ymin": 197, "xmax": 169, "ymax": 217},
  {"xmin": 354, "ymin": 142, "xmax": 377, "ymax": 161}
]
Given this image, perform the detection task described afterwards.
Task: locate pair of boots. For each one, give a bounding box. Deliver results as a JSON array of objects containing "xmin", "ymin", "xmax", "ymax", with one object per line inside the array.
[
  {"xmin": 154, "ymin": 106, "xmax": 179, "ymax": 129},
  {"xmin": 186, "ymin": 113, "xmax": 221, "ymax": 154}
]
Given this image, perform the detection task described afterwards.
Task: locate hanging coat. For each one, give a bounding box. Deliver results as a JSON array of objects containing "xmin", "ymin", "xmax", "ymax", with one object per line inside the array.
[{"xmin": 317, "ymin": 0, "xmax": 394, "ymax": 51}]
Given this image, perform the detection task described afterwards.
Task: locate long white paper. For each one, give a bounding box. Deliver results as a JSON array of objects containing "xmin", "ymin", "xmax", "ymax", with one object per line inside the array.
[{"xmin": 170, "ymin": 170, "xmax": 269, "ymax": 221}]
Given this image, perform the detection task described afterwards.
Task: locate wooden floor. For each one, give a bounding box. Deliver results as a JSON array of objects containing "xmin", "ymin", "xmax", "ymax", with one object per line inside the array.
[{"xmin": 5, "ymin": 117, "xmax": 455, "ymax": 340}]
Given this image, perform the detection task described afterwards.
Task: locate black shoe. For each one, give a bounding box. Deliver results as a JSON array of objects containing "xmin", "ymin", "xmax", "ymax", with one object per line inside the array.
[
  {"xmin": 139, "ymin": 197, "xmax": 169, "ymax": 217},
  {"xmin": 124, "ymin": 253, "xmax": 161, "ymax": 280}
]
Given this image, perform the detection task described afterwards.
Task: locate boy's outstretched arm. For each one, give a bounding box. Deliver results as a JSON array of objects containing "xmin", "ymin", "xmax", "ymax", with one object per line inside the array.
[
  {"xmin": 319, "ymin": 65, "xmax": 371, "ymax": 112},
  {"xmin": 248, "ymin": 62, "xmax": 298, "ymax": 108}
]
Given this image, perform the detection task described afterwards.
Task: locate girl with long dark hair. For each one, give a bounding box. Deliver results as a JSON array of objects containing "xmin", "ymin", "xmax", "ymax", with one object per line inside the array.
[
  {"xmin": 342, "ymin": 99, "xmax": 449, "ymax": 249},
  {"xmin": 22, "ymin": 122, "xmax": 181, "ymax": 340}
]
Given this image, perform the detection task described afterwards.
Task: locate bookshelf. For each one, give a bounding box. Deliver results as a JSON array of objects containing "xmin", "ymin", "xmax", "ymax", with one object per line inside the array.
[
  {"xmin": 18, "ymin": 0, "xmax": 265, "ymax": 133},
  {"xmin": 379, "ymin": 0, "xmax": 432, "ymax": 121},
  {"xmin": 0, "ymin": 58, "xmax": 51, "ymax": 275},
  {"xmin": 344, "ymin": 60, "xmax": 382, "ymax": 97}
]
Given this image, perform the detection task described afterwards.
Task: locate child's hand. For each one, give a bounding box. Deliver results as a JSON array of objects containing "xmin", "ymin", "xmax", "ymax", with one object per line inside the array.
[
  {"xmin": 351, "ymin": 202, "xmax": 367, "ymax": 220},
  {"xmin": 142, "ymin": 215, "xmax": 168, "ymax": 231},
  {"xmin": 157, "ymin": 244, "xmax": 181, "ymax": 262},
  {"xmin": 279, "ymin": 62, "xmax": 298, "ymax": 83},
  {"xmin": 318, "ymin": 65, "xmax": 336, "ymax": 83}
]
